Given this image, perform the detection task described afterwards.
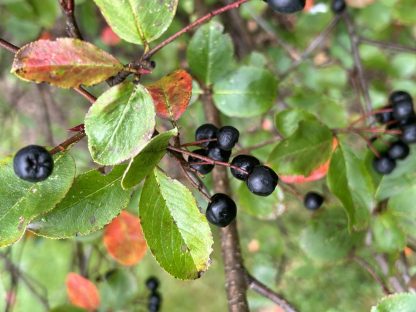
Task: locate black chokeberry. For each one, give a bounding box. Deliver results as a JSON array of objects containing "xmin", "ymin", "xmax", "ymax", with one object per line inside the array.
[
  {"xmin": 145, "ymin": 276, "xmax": 159, "ymax": 291},
  {"xmin": 392, "ymin": 93, "xmax": 414, "ymax": 121},
  {"xmin": 387, "ymin": 141, "xmax": 410, "ymax": 160},
  {"xmin": 217, "ymin": 126, "xmax": 239, "ymax": 151},
  {"xmin": 13, "ymin": 145, "xmax": 54, "ymax": 182},
  {"xmin": 401, "ymin": 123, "xmax": 416, "ymax": 144},
  {"xmin": 188, "ymin": 149, "xmax": 214, "ymax": 174},
  {"xmin": 148, "ymin": 291, "xmax": 162, "ymax": 312},
  {"xmin": 375, "ymin": 106, "xmax": 393, "ymax": 124},
  {"xmin": 207, "ymin": 146, "xmax": 231, "ymax": 163},
  {"xmin": 230, "ymin": 155, "xmax": 260, "ymax": 181},
  {"xmin": 331, "ymin": 0, "xmax": 346, "ymax": 14},
  {"xmin": 206, "ymin": 193, "xmax": 237, "ymax": 227},
  {"xmin": 195, "ymin": 124, "xmax": 218, "ymax": 148},
  {"xmin": 389, "ymin": 90, "xmax": 412, "ymax": 105},
  {"xmin": 266, "ymin": 0, "xmax": 306, "ymax": 13},
  {"xmin": 246, "ymin": 165, "xmax": 278, "ymax": 196},
  {"xmin": 373, "ymin": 155, "xmax": 396, "ymax": 175},
  {"xmin": 304, "ymin": 192, "xmax": 324, "ymax": 210}
]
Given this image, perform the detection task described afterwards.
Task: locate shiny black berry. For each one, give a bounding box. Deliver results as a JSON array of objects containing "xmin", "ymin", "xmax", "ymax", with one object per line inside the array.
[
  {"xmin": 392, "ymin": 98, "xmax": 414, "ymax": 121},
  {"xmin": 188, "ymin": 149, "xmax": 214, "ymax": 174},
  {"xmin": 145, "ymin": 276, "xmax": 159, "ymax": 291},
  {"xmin": 389, "ymin": 90, "xmax": 412, "ymax": 105},
  {"xmin": 375, "ymin": 106, "xmax": 393, "ymax": 124},
  {"xmin": 246, "ymin": 165, "xmax": 278, "ymax": 196},
  {"xmin": 373, "ymin": 155, "xmax": 396, "ymax": 175},
  {"xmin": 195, "ymin": 124, "xmax": 218, "ymax": 148},
  {"xmin": 387, "ymin": 141, "xmax": 410, "ymax": 160},
  {"xmin": 148, "ymin": 291, "xmax": 162, "ymax": 312},
  {"xmin": 13, "ymin": 145, "xmax": 54, "ymax": 182},
  {"xmin": 304, "ymin": 192, "xmax": 324, "ymax": 210},
  {"xmin": 206, "ymin": 193, "xmax": 237, "ymax": 227},
  {"xmin": 208, "ymin": 146, "xmax": 231, "ymax": 163},
  {"xmin": 401, "ymin": 123, "xmax": 416, "ymax": 144},
  {"xmin": 217, "ymin": 126, "xmax": 239, "ymax": 151},
  {"xmin": 230, "ymin": 155, "xmax": 260, "ymax": 181},
  {"xmin": 331, "ymin": 0, "xmax": 346, "ymax": 14},
  {"xmin": 266, "ymin": 0, "xmax": 306, "ymax": 13}
]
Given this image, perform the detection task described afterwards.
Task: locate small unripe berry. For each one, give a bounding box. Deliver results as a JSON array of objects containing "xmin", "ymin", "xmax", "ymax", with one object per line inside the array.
[
  {"xmin": 13, "ymin": 145, "xmax": 54, "ymax": 182},
  {"xmin": 206, "ymin": 193, "xmax": 237, "ymax": 227},
  {"xmin": 217, "ymin": 126, "xmax": 239, "ymax": 151},
  {"xmin": 304, "ymin": 192, "xmax": 324, "ymax": 210},
  {"xmin": 246, "ymin": 165, "xmax": 278, "ymax": 196},
  {"xmin": 230, "ymin": 155, "xmax": 260, "ymax": 181}
]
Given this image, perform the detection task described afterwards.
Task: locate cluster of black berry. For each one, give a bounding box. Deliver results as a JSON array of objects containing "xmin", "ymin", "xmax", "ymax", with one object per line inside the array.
[
  {"xmin": 190, "ymin": 124, "xmax": 279, "ymax": 228},
  {"xmin": 373, "ymin": 91, "xmax": 414, "ymax": 175},
  {"xmin": 145, "ymin": 276, "xmax": 161, "ymax": 312},
  {"xmin": 13, "ymin": 145, "xmax": 54, "ymax": 182}
]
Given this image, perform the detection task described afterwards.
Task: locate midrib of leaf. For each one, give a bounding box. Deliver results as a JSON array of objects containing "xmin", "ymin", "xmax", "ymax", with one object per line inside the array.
[
  {"xmin": 127, "ymin": 0, "xmax": 148, "ymax": 46},
  {"xmin": 160, "ymin": 84, "xmax": 174, "ymax": 120}
]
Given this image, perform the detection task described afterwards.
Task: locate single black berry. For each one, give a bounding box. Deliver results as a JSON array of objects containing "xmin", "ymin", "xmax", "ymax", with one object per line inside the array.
[
  {"xmin": 230, "ymin": 155, "xmax": 260, "ymax": 181},
  {"xmin": 195, "ymin": 124, "xmax": 218, "ymax": 148},
  {"xmin": 401, "ymin": 123, "xmax": 416, "ymax": 144},
  {"xmin": 387, "ymin": 141, "xmax": 410, "ymax": 160},
  {"xmin": 217, "ymin": 126, "xmax": 239, "ymax": 151},
  {"xmin": 148, "ymin": 291, "xmax": 162, "ymax": 312},
  {"xmin": 331, "ymin": 0, "xmax": 346, "ymax": 14},
  {"xmin": 304, "ymin": 192, "xmax": 324, "ymax": 210},
  {"xmin": 13, "ymin": 145, "xmax": 54, "ymax": 182},
  {"xmin": 375, "ymin": 106, "xmax": 393, "ymax": 124},
  {"xmin": 373, "ymin": 155, "xmax": 396, "ymax": 175},
  {"xmin": 389, "ymin": 90, "xmax": 412, "ymax": 105},
  {"xmin": 145, "ymin": 276, "xmax": 159, "ymax": 291},
  {"xmin": 206, "ymin": 193, "xmax": 237, "ymax": 227},
  {"xmin": 266, "ymin": 0, "xmax": 306, "ymax": 13},
  {"xmin": 246, "ymin": 165, "xmax": 278, "ymax": 196},
  {"xmin": 188, "ymin": 149, "xmax": 214, "ymax": 174},
  {"xmin": 207, "ymin": 146, "xmax": 231, "ymax": 163},
  {"xmin": 393, "ymin": 100, "xmax": 414, "ymax": 121}
]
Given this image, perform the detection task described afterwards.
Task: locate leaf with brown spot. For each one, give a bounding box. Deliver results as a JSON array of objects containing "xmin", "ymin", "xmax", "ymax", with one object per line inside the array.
[
  {"xmin": 11, "ymin": 38, "xmax": 123, "ymax": 88},
  {"xmin": 66, "ymin": 273, "xmax": 100, "ymax": 311},
  {"xmin": 146, "ymin": 70, "xmax": 192, "ymax": 121},
  {"xmin": 103, "ymin": 211, "xmax": 147, "ymax": 266}
]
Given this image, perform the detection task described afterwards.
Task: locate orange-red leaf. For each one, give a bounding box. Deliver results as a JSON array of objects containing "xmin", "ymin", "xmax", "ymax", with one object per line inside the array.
[
  {"xmin": 11, "ymin": 38, "xmax": 123, "ymax": 88},
  {"xmin": 101, "ymin": 26, "xmax": 121, "ymax": 46},
  {"xmin": 103, "ymin": 211, "xmax": 147, "ymax": 266},
  {"xmin": 66, "ymin": 273, "xmax": 100, "ymax": 311},
  {"xmin": 147, "ymin": 69, "xmax": 192, "ymax": 121}
]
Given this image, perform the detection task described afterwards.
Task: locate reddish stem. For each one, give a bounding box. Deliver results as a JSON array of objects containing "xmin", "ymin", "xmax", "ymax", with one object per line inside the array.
[
  {"xmin": 0, "ymin": 38, "xmax": 19, "ymax": 53},
  {"xmin": 180, "ymin": 138, "xmax": 217, "ymax": 147},
  {"xmin": 350, "ymin": 108, "xmax": 393, "ymax": 127},
  {"xmin": 74, "ymin": 87, "xmax": 96, "ymax": 104},
  {"xmin": 49, "ymin": 131, "xmax": 86, "ymax": 155},
  {"xmin": 143, "ymin": 0, "xmax": 250, "ymax": 59}
]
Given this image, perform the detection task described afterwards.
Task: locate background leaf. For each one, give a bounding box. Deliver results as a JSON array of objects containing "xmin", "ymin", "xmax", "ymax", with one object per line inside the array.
[
  {"xmin": 103, "ymin": 211, "xmax": 147, "ymax": 266},
  {"xmin": 187, "ymin": 21, "xmax": 235, "ymax": 86},
  {"xmin": 268, "ymin": 120, "xmax": 333, "ymax": 176},
  {"xmin": 147, "ymin": 70, "xmax": 192, "ymax": 121},
  {"xmin": 29, "ymin": 165, "xmax": 130, "ymax": 238},
  {"xmin": 371, "ymin": 293, "xmax": 416, "ymax": 312},
  {"xmin": 122, "ymin": 128, "xmax": 178, "ymax": 189},
  {"xmin": 11, "ymin": 38, "xmax": 123, "ymax": 88},
  {"xmin": 275, "ymin": 108, "xmax": 317, "ymax": 138},
  {"xmin": 372, "ymin": 212, "xmax": 406, "ymax": 254},
  {"xmin": 85, "ymin": 82, "xmax": 156, "ymax": 165},
  {"xmin": 139, "ymin": 169, "xmax": 213, "ymax": 280},
  {"xmin": 0, "ymin": 153, "xmax": 75, "ymax": 247},
  {"xmin": 213, "ymin": 66, "xmax": 277, "ymax": 117},
  {"xmin": 93, "ymin": 0, "xmax": 178, "ymax": 45},
  {"xmin": 66, "ymin": 273, "xmax": 100, "ymax": 311}
]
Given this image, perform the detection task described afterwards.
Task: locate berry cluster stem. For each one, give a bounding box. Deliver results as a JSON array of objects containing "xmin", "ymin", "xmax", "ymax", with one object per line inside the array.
[{"xmin": 180, "ymin": 138, "xmax": 217, "ymax": 147}]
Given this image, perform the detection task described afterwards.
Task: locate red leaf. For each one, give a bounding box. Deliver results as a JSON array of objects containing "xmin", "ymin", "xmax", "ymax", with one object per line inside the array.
[
  {"xmin": 147, "ymin": 70, "xmax": 192, "ymax": 121},
  {"xmin": 66, "ymin": 273, "xmax": 100, "ymax": 311},
  {"xmin": 304, "ymin": 0, "xmax": 314, "ymax": 11},
  {"xmin": 103, "ymin": 211, "xmax": 147, "ymax": 266},
  {"xmin": 280, "ymin": 138, "xmax": 338, "ymax": 184},
  {"xmin": 101, "ymin": 26, "xmax": 121, "ymax": 46},
  {"xmin": 11, "ymin": 38, "xmax": 123, "ymax": 88}
]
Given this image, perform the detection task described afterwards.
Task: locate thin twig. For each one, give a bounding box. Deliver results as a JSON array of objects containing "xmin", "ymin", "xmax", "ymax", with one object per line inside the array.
[
  {"xmin": 49, "ymin": 131, "xmax": 86, "ymax": 155},
  {"xmin": 59, "ymin": 0, "xmax": 83, "ymax": 39},
  {"xmin": 360, "ymin": 37, "xmax": 416, "ymax": 54},
  {"xmin": 0, "ymin": 38, "xmax": 18, "ymax": 53}
]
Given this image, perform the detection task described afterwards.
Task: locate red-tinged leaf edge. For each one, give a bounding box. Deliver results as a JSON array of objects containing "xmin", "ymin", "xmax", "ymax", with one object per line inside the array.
[
  {"xmin": 147, "ymin": 69, "xmax": 192, "ymax": 121},
  {"xmin": 66, "ymin": 273, "xmax": 100, "ymax": 311}
]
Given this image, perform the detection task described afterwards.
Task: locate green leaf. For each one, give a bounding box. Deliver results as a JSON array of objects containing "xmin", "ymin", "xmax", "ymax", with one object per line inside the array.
[
  {"xmin": 388, "ymin": 186, "xmax": 416, "ymax": 237},
  {"xmin": 268, "ymin": 120, "xmax": 333, "ymax": 176},
  {"xmin": 0, "ymin": 153, "xmax": 75, "ymax": 247},
  {"xmin": 375, "ymin": 145, "xmax": 416, "ymax": 200},
  {"xmin": 213, "ymin": 66, "xmax": 277, "ymax": 117},
  {"xmin": 29, "ymin": 165, "xmax": 130, "ymax": 238},
  {"xmin": 93, "ymin": 0, "xmax": 179, "ymax": 45},
  {"xmin": 139, "ymin": 169, "xmax": 213, "ymax": 280},
  {"xmin": 371, "ymin": 293, "xmax": 416, "ymax": 312},
  {"xmin": 187, "ymin": 21, "xmax": 235, "ymax": 85},
  {"xmin": 327, "ymin": 141, "xmax": 374, "ymax": 231},
  {"xmin": 122, "ymin": 128, "xmax": 178, "ymax": 189},
  {"xmin": 85, "ymin": 82, "xmax": 156, "ymax": 166},
  {"xmin": 372, "ymin": 212, "xmax": 406, "ymax": 254},
  {"xmin": 50, "ymin": 305, "xmax": 86, "ymax": 312},
  {"xmin": 299, "ymin": 208, "xmax": 362, "ymax": 262},
  {"xmin": 237, "ymin": 183, "xmax": 284, "ymax": 220},
  {"xmin": 275, "ymin": 109, "xmax": 318, "ymax": 138}
]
